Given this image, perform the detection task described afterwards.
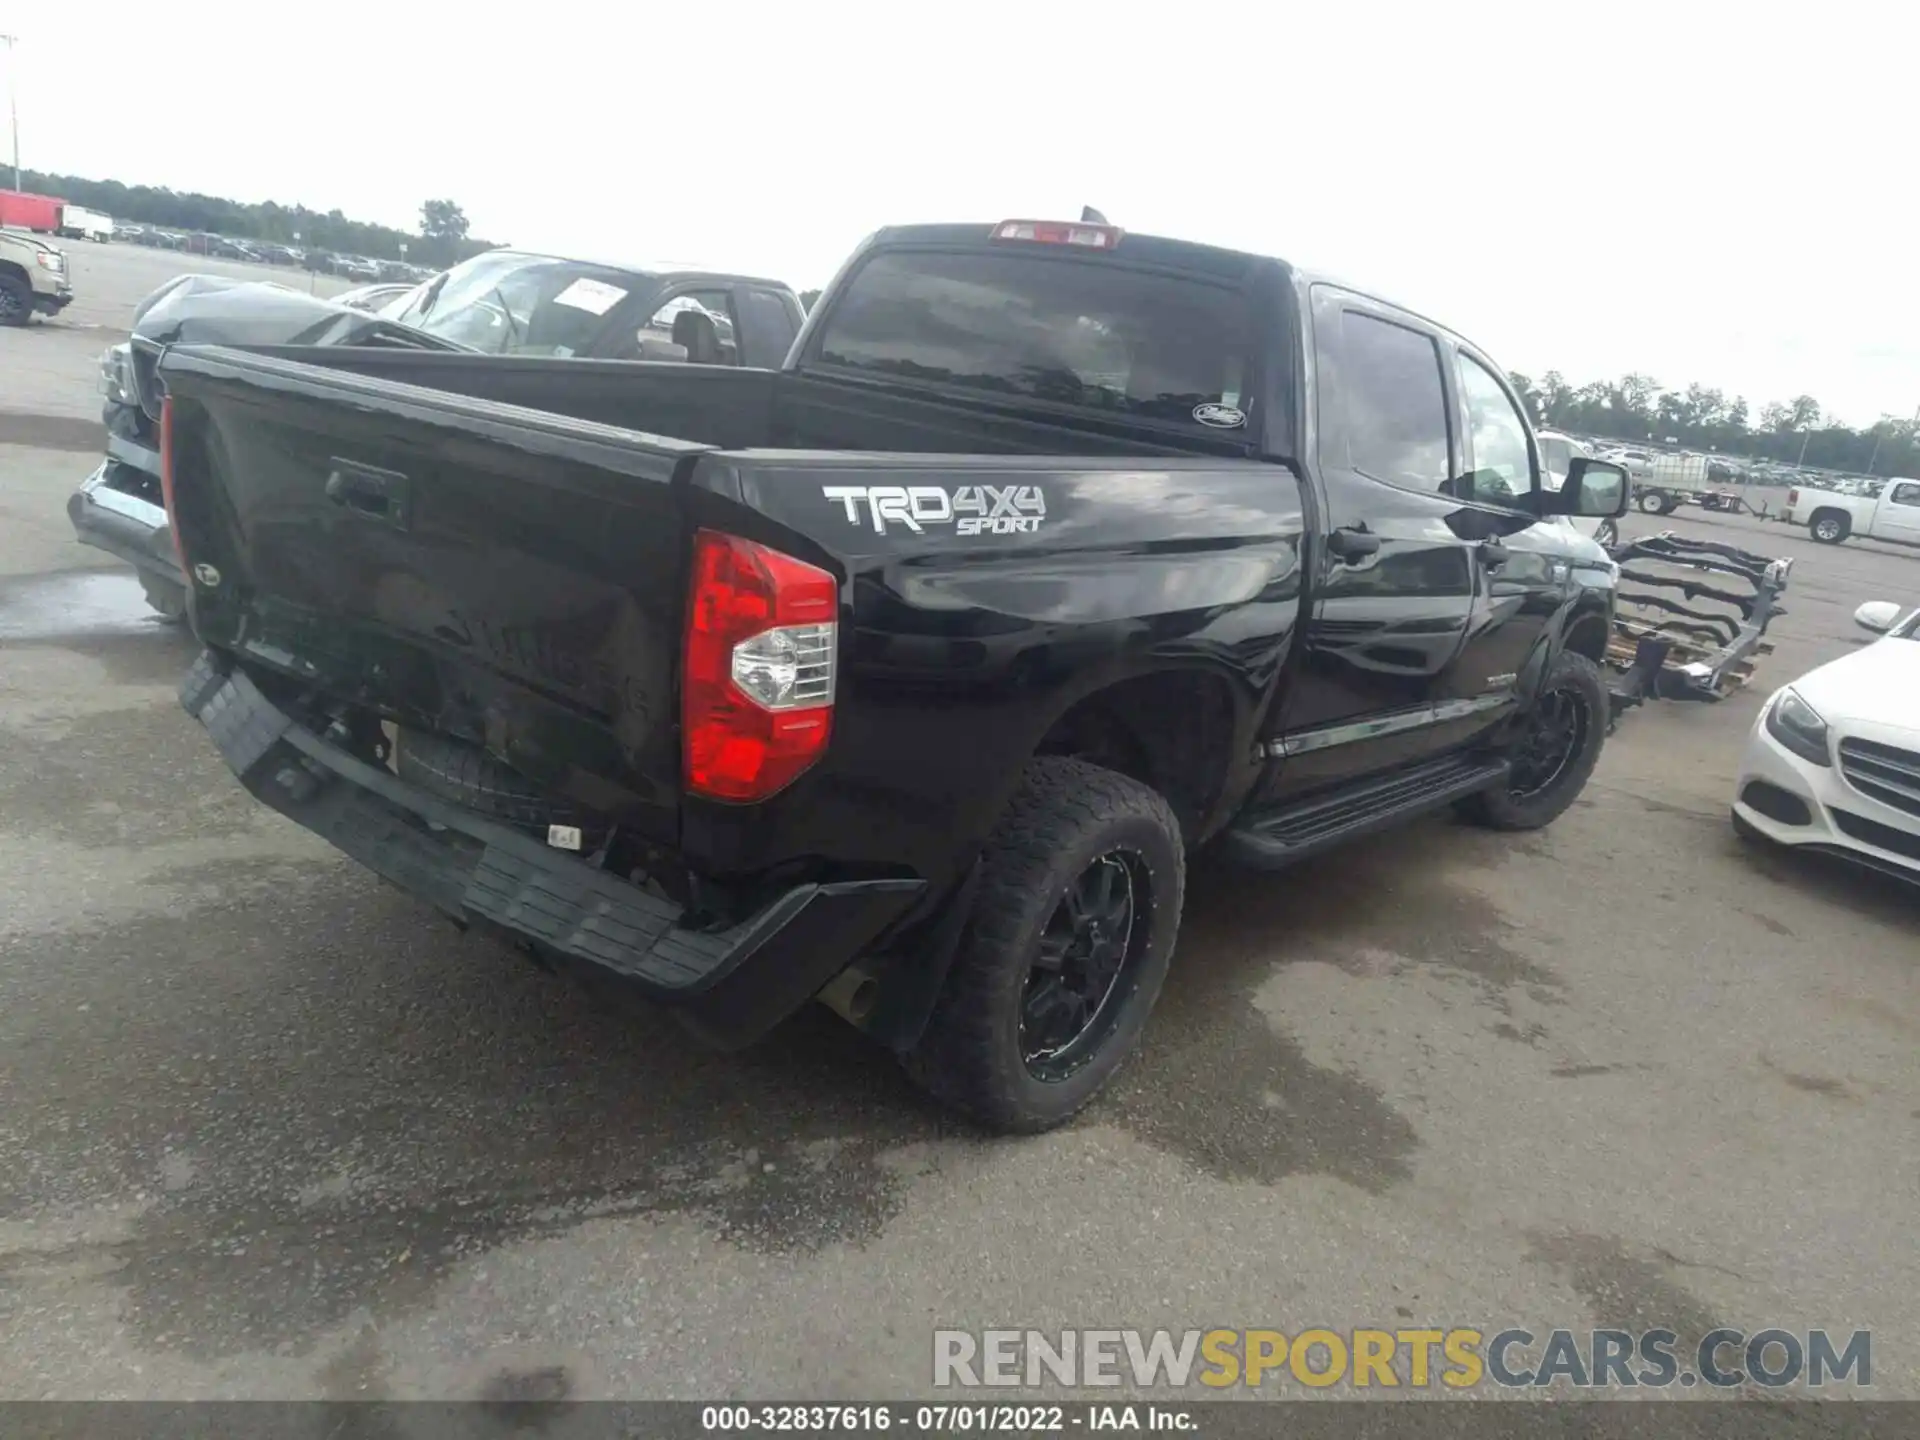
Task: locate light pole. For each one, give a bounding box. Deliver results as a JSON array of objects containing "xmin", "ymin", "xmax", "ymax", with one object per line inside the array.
[{"xmin": 1, "ymin": 34, "xmax": 20, "ymax": 192}]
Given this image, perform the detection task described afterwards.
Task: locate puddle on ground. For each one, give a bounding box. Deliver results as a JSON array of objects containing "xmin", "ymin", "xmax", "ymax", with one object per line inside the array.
[{"xmin": 0, "ymin": 571, "xmax": 166, "ymax": 642}]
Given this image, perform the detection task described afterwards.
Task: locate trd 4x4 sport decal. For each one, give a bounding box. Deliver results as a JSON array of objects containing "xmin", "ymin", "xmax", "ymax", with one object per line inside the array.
[{"xmin": 822, "ymin": 484, "xmax": 1047, "ymax": 537}]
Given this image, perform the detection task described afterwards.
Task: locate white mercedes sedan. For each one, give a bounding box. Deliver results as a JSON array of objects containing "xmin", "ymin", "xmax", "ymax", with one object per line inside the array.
[{"xmin": 1733, "ymin": 600, "xmax": 1920, "ymax": 882}]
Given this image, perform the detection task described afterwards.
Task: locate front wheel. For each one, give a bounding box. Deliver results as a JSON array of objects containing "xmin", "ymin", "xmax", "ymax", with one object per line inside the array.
[
  {"xmin": 1458, "ymin": 651, "xmax": 1609, "ymax": 832},
  {"xmin": 1595, "ymin": 517, "xmax": 1619, "ymax": 549},
  {"xmin": 0, "ymin": 275, "xmax": 31, "ymax": 328},
  {"xmin": 902, "ymin": 757, "xmax": 1185, "ymax": 1133}
]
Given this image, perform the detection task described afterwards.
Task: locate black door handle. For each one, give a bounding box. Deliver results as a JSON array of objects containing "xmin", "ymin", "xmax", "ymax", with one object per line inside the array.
[
  {"xmin": 1325, "ymin": 526, "xmax": 1381, "ymax": 563},
  {"xmin": 324, "ymin": 460, "xmax": 411, "ymax": 529},
  {"xmin": 1478, "ymin": 538, "xmax": 1510, "ymax": 569}
]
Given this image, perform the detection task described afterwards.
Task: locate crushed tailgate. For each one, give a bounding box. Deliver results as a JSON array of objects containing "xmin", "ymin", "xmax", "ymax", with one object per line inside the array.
[{"xmin": 159, "ymin": 344, "xmax": 709, "ymax": 843}]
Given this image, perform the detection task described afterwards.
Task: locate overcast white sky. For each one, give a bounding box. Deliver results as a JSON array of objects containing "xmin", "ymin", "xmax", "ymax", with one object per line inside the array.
[{"xmin": 6, "ymin": 2, "xmax": 1915, "ymax": 425}]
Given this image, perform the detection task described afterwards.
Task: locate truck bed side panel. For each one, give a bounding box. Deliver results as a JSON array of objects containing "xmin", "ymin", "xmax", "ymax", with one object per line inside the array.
[
  {"xmin": 162, "ymin": 345, "xmax": 698, "ymax": 844},
  {"xmin": 681, "ymin": 451, "xmax": 1309, "ymax": 885},
  {"xmin": 244, "ymin": 346, "xmax": 780, "ymax": 451}
]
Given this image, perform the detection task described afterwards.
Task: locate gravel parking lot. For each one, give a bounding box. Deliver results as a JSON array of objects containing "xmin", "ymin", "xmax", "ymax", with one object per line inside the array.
[{"xmin": 0, "ymin": 271, "xmax": 1915, "ymax": 1405}]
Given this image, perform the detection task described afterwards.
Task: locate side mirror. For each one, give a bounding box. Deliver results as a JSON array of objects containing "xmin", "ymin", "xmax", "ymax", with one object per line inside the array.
[
  {"xmin": 1542, "ymin": 457, "xmax": 1631, "ymax": 518},
  {"xmin": 1853, "ymin": 601, "xmax": 1905, "ymax": 634}
]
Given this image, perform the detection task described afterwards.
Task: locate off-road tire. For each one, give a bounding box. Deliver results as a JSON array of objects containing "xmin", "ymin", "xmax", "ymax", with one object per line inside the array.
[
  {"xmin": 0, "ymin": 274, "xmax": 31, "ymax": 328},
  {"xmin": 1808, "ymin": 510, "xmax": 1850, "ymax": 544},
  {"xmin": 902, "ymin": 757, "xmax": 1185, "ymax": 1133},
  {"xmin": 1458, "ymin": 651, "xmax": 1610, "ymax": 832},
  {"xmin": 394, "ymin": 730, "xmax": 594, "ymax": 835},
  {"xmin": 140, "ymin": 573, "xmax": 189, "ymax": 623}
]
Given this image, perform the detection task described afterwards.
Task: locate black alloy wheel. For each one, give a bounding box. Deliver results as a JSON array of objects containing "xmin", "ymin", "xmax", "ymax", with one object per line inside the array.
[
  {"xmin": 1508, "ymin": 686, "xmax": 1590, "ymax": 800},
  {"xmin": 1021, "ymin": 850, "xmax": 1149, "ymax": 1081},
  {"xmin": 902, "ymin": 756, "xmax": 1186, "ymax": 1132},
  {"xmin": 1457, "ymin": 650, "xmax": 1611, "ymax": 832}
]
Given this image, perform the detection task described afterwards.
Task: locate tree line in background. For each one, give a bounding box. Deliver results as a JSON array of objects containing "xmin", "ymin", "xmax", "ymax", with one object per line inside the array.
[
  {"xmin": 10, "ymin": 167, "xmax": 497, "ymax": 267},
  {"xmin": 1509, "ymin": 369, "xmax": 1920, "ymax": 478}
]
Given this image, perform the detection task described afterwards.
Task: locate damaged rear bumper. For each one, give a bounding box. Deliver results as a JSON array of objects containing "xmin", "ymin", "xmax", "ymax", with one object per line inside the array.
[{"xmin": 179, "ymin": 651, "xmax": 925, "ymax": 1049}]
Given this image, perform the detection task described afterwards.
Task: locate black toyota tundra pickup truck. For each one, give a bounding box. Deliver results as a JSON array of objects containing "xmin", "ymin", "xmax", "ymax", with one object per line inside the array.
[{"xmin": 157, "ymin": 217, "xmax": 1628, "ymax": 1131}]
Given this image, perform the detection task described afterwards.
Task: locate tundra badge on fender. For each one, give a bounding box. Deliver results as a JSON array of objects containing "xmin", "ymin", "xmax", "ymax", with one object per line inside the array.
[{"xmin": 822, "ymin": 484, "xmax": 1047, "ymax": 537}]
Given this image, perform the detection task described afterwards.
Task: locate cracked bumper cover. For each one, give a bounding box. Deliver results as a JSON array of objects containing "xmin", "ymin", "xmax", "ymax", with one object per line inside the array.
[{"xmin": 180, "ymin": 651, "xmax": 925, "ymax": 1049}]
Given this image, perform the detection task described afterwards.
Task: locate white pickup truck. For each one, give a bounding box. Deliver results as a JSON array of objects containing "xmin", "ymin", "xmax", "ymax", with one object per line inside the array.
[{"xmin": 1788, "ymin": 478, "xmax": 1920, "ymax": 546}]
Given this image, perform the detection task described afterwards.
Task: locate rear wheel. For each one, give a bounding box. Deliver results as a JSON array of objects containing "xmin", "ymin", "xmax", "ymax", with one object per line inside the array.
[
  {"xmin": 1458, "ymin": 652, "xmax": 1609, "ymax": 832},
  {"xmin": 1809, "ymin": 510, "xmax": 1850, "ymax": 544},
  {"xmin": 903, "ymin": 757, "xmax": 1185, "ymax": 1133},
  {"xmin": 0, "ymin": 274, "xmax": 31, "ymax": 328},
  {"xmin": 1637, "ymin": 490, "xmax": 1670, "ymax": 515}
]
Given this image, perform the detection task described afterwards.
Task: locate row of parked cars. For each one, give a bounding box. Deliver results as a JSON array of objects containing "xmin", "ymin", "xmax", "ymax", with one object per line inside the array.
[{"xmin": 116, "ymin": 224, "xmax": 432, "ymax": 283}]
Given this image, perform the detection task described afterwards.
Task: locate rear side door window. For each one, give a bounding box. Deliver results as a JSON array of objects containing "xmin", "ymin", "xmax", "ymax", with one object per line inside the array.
[
  {"xmin": 1889, "ymin": 482, "xmax": 1920, "ymax": 507},
  {"xmin": 735, "ymin": 288, "xmax": 800, "ymax": 368},
  {"xmin": 1330, "ymin": 310, "xmax": 1453, "ymax": 490}
]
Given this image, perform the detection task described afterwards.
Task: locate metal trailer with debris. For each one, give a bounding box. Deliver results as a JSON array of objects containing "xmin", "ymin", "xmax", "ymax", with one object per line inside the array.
[
  {"xmin": 1603, "ymin": 531, "xmax": 1794, "ymax": 725},
  {"xmin": 1630, "ymin": 454, "xmax": 1711, "ymax": 516}
]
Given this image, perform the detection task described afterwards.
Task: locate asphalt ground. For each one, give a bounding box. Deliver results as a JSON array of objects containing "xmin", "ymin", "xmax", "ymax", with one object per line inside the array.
[{"xmin": 0, "ymin": 266, "xmax": 1915, "ymax": 1406}]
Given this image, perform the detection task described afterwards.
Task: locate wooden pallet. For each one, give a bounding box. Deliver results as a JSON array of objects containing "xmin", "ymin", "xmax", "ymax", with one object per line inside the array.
[{"xmin": 1605, "ymin": 620, "xmax": 1772, "ymax": 695}]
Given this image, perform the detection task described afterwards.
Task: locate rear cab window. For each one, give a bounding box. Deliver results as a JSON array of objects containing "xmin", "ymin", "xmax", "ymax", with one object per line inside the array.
[{"xmin": 808, "ymin": 248, "xmax": 1254, "ymax": 434}]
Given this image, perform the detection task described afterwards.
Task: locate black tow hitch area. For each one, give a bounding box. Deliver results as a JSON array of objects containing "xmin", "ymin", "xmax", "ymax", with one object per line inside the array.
[{"xmin": 1603, "ymin": 531, "xmax": 1793, "ymax": 725}]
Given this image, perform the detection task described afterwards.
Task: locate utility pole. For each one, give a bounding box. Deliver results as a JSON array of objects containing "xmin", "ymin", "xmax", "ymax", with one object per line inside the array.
[{"xmin": 1, "ymin": 34, "xmax": 19, "ymax": 192}]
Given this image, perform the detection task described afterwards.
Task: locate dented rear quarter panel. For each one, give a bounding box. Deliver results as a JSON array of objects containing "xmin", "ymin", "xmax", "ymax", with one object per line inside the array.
[{"xmin": 683, "ymin": 451, "xmax": 1309, "ymax": 886}]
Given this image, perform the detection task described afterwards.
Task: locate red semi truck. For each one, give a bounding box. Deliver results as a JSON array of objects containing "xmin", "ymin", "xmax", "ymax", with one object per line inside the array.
[{"xmin": 0, "ymin": 190, "xmax": 63, "ymax": 233}]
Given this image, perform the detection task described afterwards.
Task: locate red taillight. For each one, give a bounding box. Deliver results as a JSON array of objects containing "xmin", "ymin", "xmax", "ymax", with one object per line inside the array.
[
  {"xmin": 683, "ymin": 529, "xmax": 838, "ymax": 803},
  {"xmin": 990, "ymin": 218, "xmax": 1123, "ymax": 250},
  {"xmin": 158, "ymin": 394, "xmax": 184, "ymax": 563},
  {"xmin": 1788, "ymin": 487, "xmax": 1799, "ymax": 506}
]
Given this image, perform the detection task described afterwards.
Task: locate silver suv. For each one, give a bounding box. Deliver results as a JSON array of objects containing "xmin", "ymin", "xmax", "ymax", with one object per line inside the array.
[{"xmin": 0, "ymin": 228, "xmax": 74, "ymax": 326}]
